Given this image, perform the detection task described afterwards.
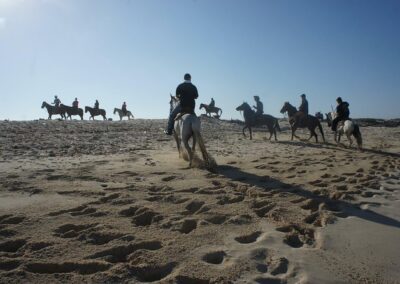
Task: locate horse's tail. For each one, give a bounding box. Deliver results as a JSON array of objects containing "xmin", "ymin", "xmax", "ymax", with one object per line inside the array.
[
  {"xmin": 353, "ymin": 124, "xmax": 362, "ymax": 149},
  {"xmin": 275, "ymin": 119, "xmax": 281, "ymax": 132},
  {"xmin": 317, "ymin": 120, "xmax": 325, "ymax": 142}
]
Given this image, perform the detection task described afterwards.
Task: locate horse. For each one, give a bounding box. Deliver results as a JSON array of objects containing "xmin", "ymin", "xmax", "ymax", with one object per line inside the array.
[
  {"xmin": 326, "ymin": 112, "xmax": 362, "ymax": 149},
  {"xmin": 113, "ymin": 108, "xmax": 134, "ymax": 121},
  {"xmin": 169, "ymin": 95, "xmax": 213, "ymax": 168},
  {"xmin": 199, "ymin": 103, "xmax": 223, "ymax": 118},
  {"xmin": 236, "ymin": 102, "xmax": 280, "ymax": 140},
  {"xmin": 280, "ymin": 102, "xmax": 325, "ymax": 143},
  {"xmin": 85, "ymin": 106, "xmax": 107, "ymax": 120},
  {"xmin": 60, "ymin": 104, "xmax": 84, "ymax": 120},
  {"xmin": 41, "ymin": 101, "xmax": 66, "ymax": 119}
]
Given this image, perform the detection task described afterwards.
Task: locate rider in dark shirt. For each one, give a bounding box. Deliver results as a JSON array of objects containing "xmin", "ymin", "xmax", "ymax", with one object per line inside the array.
[
  {"xmin": 253, "ymin": 96, "xmax": 264, "ymax": 120},
  {"xmin": 209, "ymin": 98, "xmax": 215, "ymax": 108},
  {"xmin": 72, "ymin": 98, "xmax": 79, "ymax": 108},
  {"xmin": 122, "ymin": 102, "xmax": 127, "ymax": 115},
  {"xmin": 165, "ymin": 73, "xmax": 199, "ymax": 135},
  {"xmin": 94, "ymin": 100, "xmax": 99, "ymax": 109},
  {"xmin": 298, "ymin": 94, "xmax": 309, "ymax": 125},
  {"xmin": 53, "ymin": 95, "xmax": 61, "ymax": 108},
  {"xmin": 332, "ymin": 97, "xmax": 350, "ymax": 131}
]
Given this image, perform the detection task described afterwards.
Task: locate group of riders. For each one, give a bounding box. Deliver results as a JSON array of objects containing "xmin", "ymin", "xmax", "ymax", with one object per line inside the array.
[
  {"xmin": 51, "ymin": 96, "xmax": 129, "ymax": 116},
  {"xmin": 165, "ymin": 73, "xmax": 351, "ymax": 135},
  {"xmin": 50, "ymin": 73, "xmax": 350, "ymax": 132}
]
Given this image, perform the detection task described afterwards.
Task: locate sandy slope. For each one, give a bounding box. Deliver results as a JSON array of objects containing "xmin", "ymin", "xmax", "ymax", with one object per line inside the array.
[{"xmin": 0, "ymin": 117, "xmax": 399, "ymax": 283}]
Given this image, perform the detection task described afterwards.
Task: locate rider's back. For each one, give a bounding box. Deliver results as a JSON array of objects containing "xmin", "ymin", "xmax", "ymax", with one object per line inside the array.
[{"xmin": 176, "ymin": 82, "xmax": 198, "ymax": 111}]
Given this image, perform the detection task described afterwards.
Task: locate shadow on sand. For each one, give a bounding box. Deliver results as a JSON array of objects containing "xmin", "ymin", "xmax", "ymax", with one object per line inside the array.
[
  {"xmin": 275, "ymin": 140, "xmax": 400, "ymax": 158},
  {"xmin": 217, "ymin": 165, "xmax": 400, "ymax": 229}
]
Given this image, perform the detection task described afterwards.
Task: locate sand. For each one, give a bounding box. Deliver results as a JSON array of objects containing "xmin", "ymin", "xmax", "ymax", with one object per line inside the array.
[{"xmin": 0, "ymin": 117, "xmax": 399, "ymax": 283}]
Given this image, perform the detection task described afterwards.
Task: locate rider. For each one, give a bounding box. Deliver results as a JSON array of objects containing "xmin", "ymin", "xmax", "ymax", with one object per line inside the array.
[
  {"xmin": 298, "ymin": 94, "xmax": 309, "ymax": 125},
  {"xmin": 253, "ymin": 95, "xmax": 263, "ymax": 120},
  {"xmin": 332, "ymin": 97, "xmax": 350, "ymax": 131},
  {"xmin": 209, "ymin": 98, "xmax": 215, "ymax": 108},
  {"xmin": 53, "ymin": 95, "xmax": 61, "ymax": 108},
  {"xmin": 94, "ymin": 100, "xmax": 99, "ymax": 110},
  {"xmin": 165, "ymin": 73, "xmax": 199, "ymax": 135},
  {"xmin": 72, "ymin": 98, "xmax": 79, "ymax": 109},
  {"xmin": 122, "ymin": 102, "xmax": 127, "ymax": 115}
]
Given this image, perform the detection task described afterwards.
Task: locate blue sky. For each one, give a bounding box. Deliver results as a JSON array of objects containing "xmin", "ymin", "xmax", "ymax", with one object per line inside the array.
[{"xmin": 0, "ymin": 0, "xmax": 399, "ymax": 120}]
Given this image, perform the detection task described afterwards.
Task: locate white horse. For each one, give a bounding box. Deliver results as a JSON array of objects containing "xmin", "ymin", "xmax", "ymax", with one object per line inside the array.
[
  {"xmin": 326, "ymin": 112, "xmax": 362, "ymax": 149},
  {"xmin": 169, "ymin": 95, "xmax": 214, "ymax": 168},
  {"xmin": 113, "ymin": 108, "xmax": 134, "ymax": 121}
]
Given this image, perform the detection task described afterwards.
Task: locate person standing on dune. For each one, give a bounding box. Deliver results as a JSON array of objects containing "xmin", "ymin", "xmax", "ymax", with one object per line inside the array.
[{"xmin": 165, "ymin": 73, "xmax": 199, "ymax": 135}]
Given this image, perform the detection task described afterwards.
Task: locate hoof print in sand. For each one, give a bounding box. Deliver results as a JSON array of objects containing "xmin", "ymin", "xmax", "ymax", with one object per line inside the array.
[
  {"xmin": 0, "ymin": 239, "xmax": 27, "ymax": 253},
  {"xmin": 175, "ymin": 275, "xmax": 210, "ymax": 284},
  {"xmin": 24, "ymin": 261, "xmax": 110, "ymax": 275},
  {"xmin": 129, "ymin": 262, "xmax": 177, "ymax": 282},
  {"xmin": 87, "ymin": 241, "xmax": 162, "ymax": 263},
  {"xmin": 252, "ymin": 200, "xmax": 276, "ymax": 217},
  {"xmin": 202, "ymin": 251, "xmax": 226, "ymax": 265},
  {"xmin": 0, "ymin": 215, "xmax": 25, "ymax": 225},
  {"xmin": 54, "ymin": 223, "xmax": 97, "ymax": 238},
  {"xmin": 234, "ymin": 231, "xmax": 262, "ymax": 244},
  {"xmin": 179, "ymin": 219, "xmax": 198, "ymax": 234},
  {"xmin": 269, "ymin": 257, "xmax": 289, "ymax": 275},
  {"xmin": 0, "ymin": 259, "xmax": 21, "ymax": 271}
]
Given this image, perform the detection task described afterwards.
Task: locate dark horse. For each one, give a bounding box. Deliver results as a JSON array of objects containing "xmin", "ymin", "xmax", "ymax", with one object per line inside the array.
[
  {"xmin": 85, "ymin": 106, "xmax": 107, "ymax": 120},
  {"xmin": 236, "ymin": 102, "xmax": 280, "ymax": 140},
  {"xmin": 41, "ymin": 101, "xmax": 65, "ymax": 119},
  {"xmin": 60, "ymin": 104, "xmax": 84, "ymax": 120},
  {"xmin": 199, "ymin": 103, "xmax": 223, "ymax": 118},
  {"xmin": 280, "ymin": 102, "xmax": 325, "ymax": 143}
]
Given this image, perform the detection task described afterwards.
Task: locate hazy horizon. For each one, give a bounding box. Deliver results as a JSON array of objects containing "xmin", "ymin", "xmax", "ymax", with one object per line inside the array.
[{"xmin": 1, "ymin": 0, "xmax": 399, "ymax": 121}]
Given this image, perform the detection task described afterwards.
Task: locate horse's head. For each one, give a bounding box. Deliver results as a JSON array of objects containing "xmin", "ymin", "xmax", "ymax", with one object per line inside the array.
[
  {"xmin": 199, "ymin": 103, "xmax": 205, "ymax": 110},
  {"xmin": 169, "ymin": 95, "xmax": 179, "ymax": 113},
  {"xmin": 236, "ymin": 102, "xmax": 250, "ymax": 112},
  {"xmin": 85, "ymin": 106, "xmax": 89, "ymax": 113},
  {"xmin": 113, "ymin": 108, "xmax": 117, "ymax": 114},
  {"xmin": 280, "ymin": 102, "xmax": 289, "ymax": 114},
  {"xmin": 280, "ymin": 102, "xmax": 296, "ymax": 115},
  {"xmin": 41, "ymin": 101, "xmax": 47, "ymax": 108}
]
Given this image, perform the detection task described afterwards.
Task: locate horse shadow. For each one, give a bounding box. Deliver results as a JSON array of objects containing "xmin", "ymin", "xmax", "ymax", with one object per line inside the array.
[{"xmin": 217, "ymin": 165, "xmax": 400, "ymax": 229}]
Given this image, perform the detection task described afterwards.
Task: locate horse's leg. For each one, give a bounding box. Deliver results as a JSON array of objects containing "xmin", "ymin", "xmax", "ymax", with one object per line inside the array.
[
  {"xmin": 242, "ymin": 126, "xmax": 247, "ymax": 138},
  {"xmin": 347, "ymin": 133, "xmax": 353, "ymax": 147},
  {"xmin": 192, "ymin": 133, "xmax": 196, "ymax": 153},
  {"xmin": 249, "ymin": 127, "xmax": 252, "ymax": 140},
  {"xmin": 183, "ymin": 137, "xmax": 193, "ymax": 167},
  {"xmin": 267, "ymin": 126, "xmax": 273, "ymax": 140}
]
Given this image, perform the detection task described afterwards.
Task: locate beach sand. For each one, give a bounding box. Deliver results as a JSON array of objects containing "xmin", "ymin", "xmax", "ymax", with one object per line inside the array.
[{"xmin": 0, "ymin": 117, "xmax": 399, "ymax": 283}]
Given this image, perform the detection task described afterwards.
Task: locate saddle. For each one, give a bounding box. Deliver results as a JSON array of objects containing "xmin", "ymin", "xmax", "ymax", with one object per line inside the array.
[{"xmin": 174, "ymin": 107, "xmax": 195, "ymax": 121}]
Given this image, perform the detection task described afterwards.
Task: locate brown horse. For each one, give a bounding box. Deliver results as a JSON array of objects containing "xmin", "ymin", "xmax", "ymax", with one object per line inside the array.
[
  {"xmin": 236, "ymin": 102, "xmax": 280, "ymax": 140},
  {"xmin": 85, "ymin": 106, "xmax": 107, "ymax": 120},
  {"xmin": 280, "ymin": 102, "xmax": 325, "ymax": 143},
  {"xmin": 60, "ymin": 104, "xmax": 84, "ymax": 120},
  {"xmin": 41, "ymin": 101, "xmax": 66, "ymax": 119},
  {"xmin": 199, "ymin": 103, "xmax": 222, "ymax": 118}
]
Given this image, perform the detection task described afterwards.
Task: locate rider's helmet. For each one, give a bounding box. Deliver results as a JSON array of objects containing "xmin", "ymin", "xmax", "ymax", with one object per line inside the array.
[
  {"xmin": 301, "ymin": 94, "xmax": 306, "ymax": 98},
  {"xmin": 55, "ymin": 95, "xmax": 58, "ymax": 98},
  {"xmin": 336, "ymin": 97, "xmax": 342, "ymax": 103},
  {"xmin": 184, "ymin": 73, "xmax": 191, "ymax": 80},
  {"xmin": 75, "ymin": 97, "xmax": 78, "ymax": 100},
  {"xmin": 254, "ymin": 95, "xmax": 260, "ymax": 101}
]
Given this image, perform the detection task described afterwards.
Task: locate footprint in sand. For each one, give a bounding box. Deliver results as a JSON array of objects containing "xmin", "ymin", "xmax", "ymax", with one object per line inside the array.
[
  {"xmin": 202, "ymin": 251, "xmax": 226, "ymax": 265},
  {"xmin": 87, "ymin": 241, "xmax": 162, "ymax": 263},
  {"xmin": 234, "ymin": 231, "xmax": 262, "ymax": 244},
  {"xmin": 129, "ymin": 262, "xmax": 177, "ymax": 282}
]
